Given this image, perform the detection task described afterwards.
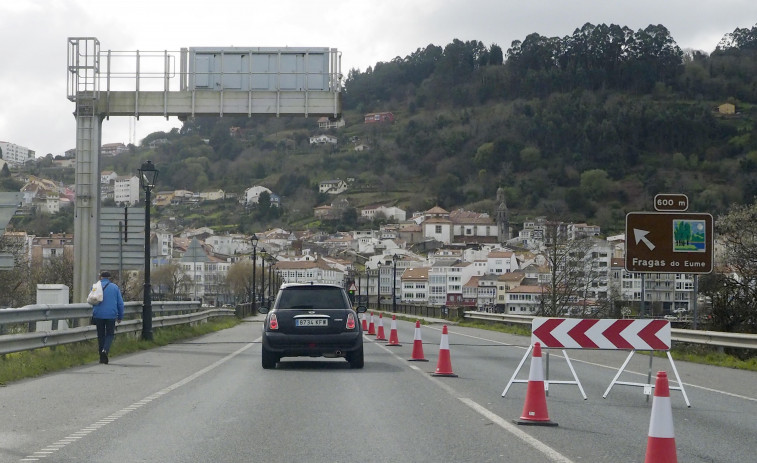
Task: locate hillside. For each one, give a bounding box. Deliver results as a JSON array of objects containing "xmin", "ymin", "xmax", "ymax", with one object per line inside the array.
[{"xmin": 96, "ymin": 22, "xmax": 757, "ymax": 236}]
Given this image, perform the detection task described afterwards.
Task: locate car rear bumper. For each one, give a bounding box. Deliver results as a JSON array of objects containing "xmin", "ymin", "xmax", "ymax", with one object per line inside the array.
[{"xmin": 262, "ymin": 331, "xmax": 363, "ymax": 356}]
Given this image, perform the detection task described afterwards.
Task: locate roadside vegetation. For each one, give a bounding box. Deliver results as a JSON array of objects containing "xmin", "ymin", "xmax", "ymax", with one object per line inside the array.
[{"xmin": 0, "ymin": 317, "xmax": 240, "ymax": 386}]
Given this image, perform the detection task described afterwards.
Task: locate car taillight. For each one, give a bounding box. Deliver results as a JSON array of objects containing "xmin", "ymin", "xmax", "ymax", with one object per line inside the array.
[
  {"xmin": 346, "ymin": 313, "xmax": 356, "ymax": 330},
  {"xmin": 268, "ymin": 314, "xmax": 279, "ymax": 330}
]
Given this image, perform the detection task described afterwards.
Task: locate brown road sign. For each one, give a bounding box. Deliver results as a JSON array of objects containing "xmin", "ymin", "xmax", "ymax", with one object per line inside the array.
[{"xmin": 625, "ymin": 212, "xmax": 713, "ymax": 274}]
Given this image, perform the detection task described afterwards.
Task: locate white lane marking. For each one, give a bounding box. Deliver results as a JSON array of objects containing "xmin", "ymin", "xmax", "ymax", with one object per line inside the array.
[
  {"xmin": 427, "ymin": 325, "xmax": 757, "ymax": 402},
  {"xmin": 459, "ymin": 398, "xmax": 575, "ymax": 463},
  {"xmin": 19, "ymin": 340, "xmax": 258, "ymax": 462},
  {"xmin": 372, "ymin": 339, "xmax": 575, "ymax": 463}
]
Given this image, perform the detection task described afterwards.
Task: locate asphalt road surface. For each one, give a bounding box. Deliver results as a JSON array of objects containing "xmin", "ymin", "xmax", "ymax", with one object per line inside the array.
[{"xmin": 1, "ymin": 316, "xmax": 755, "ymax": 462}]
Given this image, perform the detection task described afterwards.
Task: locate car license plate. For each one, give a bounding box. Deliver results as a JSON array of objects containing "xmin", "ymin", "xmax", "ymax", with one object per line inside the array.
[{"xmin": 296, "ymin": 318, "xmax": 328, "ymax": 327}]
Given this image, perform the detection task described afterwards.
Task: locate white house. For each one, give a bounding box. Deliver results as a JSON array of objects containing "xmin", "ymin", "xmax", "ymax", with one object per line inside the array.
[
  {"xmin": 427, "ymin": 260, "xmax": 476, "ymax": 306},
  {"xmin": 100, "ymin": 171, "xmax": 118, "ymax": 184},
  {"xmin": 568, "ymin": 223, "xmax": 601, "ymax": 240},
  {"xmin": 319, "ymin": 179, "xmax": 348, "ymax": 194},
  {"xmin": 423, "ymin": 217, "xmax": 454, "ymax": 244},
  {"xmin": 450, "ymin": 209, "xmax": 498, "ymax": 244},
  {"xmin": 505, "ymin": 285, "xmax": 544, "ymax": 314},
  {"xmin": 317, "ymin": 117, "xmax": 345, "ymax": 129},
  {"xmin": 309, "ymin": 134, "xmax": 338, "ymax": 145},
  {"xmin": 361, "ymin": 205, "xmax": 407, "ymax": 222},
  {"xmin": 114, "ymin": 176, "xmax": 140, "ymax": 205},
  {"xmin": 401, "ymin": 267, "xmax": 430, "ymax": 303},
  {"xmin": 153, "ymin": 230, "xmax": 174, "ymax": 258},
  {"xmin": 101, "ymin": 142, "xmax": 128, "ymax": 156},
  {"xmin": 486, "ymin": 251, "xmax": 519, "ymax": 274},
  {"xmin": 200, "ymin": 189, "xmax": 225, "ymax": 201},
  {"xmin": 244, "ymin": 186, "xmax": 273, "ymax": 205},
  {"xmin": 0, "ymin": 141, "xmax": 35, "ymax": 167},
  {"xmin": 275, "ymin": 258, "xmax": 345, "ymax": 286}
]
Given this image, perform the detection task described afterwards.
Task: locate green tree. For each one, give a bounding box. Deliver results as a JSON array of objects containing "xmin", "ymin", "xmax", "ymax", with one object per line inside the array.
[
  {"xmin": 703, "ymin": 200, "xmax": 757, "ymax": 335},
  {"xmin": 151, "ymin": 262, "xmax": 189, "ymax": 300},
  {"xmin": 579, "ymin": 169, "xmax": 612, "ymax": 200}
]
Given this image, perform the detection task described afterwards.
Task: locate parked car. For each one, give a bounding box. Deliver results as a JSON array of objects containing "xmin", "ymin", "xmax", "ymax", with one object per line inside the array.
[{"xmin": 258, "ymin": 283, "xmax": 367, "ymax": 369}]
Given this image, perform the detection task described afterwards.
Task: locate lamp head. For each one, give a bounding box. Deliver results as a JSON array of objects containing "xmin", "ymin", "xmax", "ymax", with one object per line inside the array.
[{"xmin": 138, "ymin": 160, "xmax": 159, "ymax": 190}]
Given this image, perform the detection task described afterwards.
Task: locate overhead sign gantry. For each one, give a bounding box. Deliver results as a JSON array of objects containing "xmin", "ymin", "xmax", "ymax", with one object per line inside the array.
[{"xmin": 67, "ymin": 37, "xmax": 342, "ymax": 302}]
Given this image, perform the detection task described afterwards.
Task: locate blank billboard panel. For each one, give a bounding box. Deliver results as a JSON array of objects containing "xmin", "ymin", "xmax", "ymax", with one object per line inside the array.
[{"xmin": 188, "ymin": 47, "xmax": 332, "ymax": 92}]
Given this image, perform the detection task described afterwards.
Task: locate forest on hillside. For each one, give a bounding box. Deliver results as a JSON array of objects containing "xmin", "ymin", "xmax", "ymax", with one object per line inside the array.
[{"xmin": 93, "ymin": 22, "xmax": 757, "ymax": 235}]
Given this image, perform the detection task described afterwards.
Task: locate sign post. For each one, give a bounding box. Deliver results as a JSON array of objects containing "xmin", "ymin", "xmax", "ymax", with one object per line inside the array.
[{"xmin": 625, "ymin": 212, "xmax": 713, "ymax": 274}]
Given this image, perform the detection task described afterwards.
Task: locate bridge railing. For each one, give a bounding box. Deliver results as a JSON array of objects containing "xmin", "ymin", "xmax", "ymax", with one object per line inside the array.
[
  {"xmin": 461, "ymin": 311, "xmax": 757, "ymax": 351},
  {"xmin": 367, "ymin": 302, "xmax": 757, "ymax": 351},
  {"xmin": 0, "ymin": 301, "xmax": 236, "ymax": 355}
]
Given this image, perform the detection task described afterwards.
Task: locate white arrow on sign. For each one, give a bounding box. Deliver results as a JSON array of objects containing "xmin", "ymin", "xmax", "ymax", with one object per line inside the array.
[{"xmin": 633, "ymin": 228, "xmax": 655, "ymax": 251}]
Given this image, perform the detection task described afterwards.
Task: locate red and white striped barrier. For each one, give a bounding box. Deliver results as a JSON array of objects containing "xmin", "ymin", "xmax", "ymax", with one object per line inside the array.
[
  {"xmin": 503, "ymin": 318, "xmax": 689, "ymax": 406},
  {"xmin": 531, "ymin": 318, "xmax": 671, "ymax": 350}
]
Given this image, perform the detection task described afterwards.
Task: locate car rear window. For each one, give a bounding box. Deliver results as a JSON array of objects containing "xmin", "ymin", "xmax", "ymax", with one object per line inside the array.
[{"xmin": 277, "ymin": 287, "xmax": 348, "ymax": 310}]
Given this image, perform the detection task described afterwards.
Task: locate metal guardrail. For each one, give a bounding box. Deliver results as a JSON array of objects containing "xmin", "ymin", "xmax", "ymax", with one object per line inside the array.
[
  {"xmin": 462, "ymin": 311, "xmax": 757, "ymax": 351},
  {"xmin": 0, "ymin": 301, "xmax": 236, "ymax": 355}
]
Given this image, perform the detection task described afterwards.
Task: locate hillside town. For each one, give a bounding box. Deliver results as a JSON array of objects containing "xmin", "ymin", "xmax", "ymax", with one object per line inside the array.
[
  {"xmin": 10, "ymin": 172, "xmax": 696, "ymax": 318},
  {"xmin": 2, "ymin": 124, "xmax": 701, "ymax": 319}
]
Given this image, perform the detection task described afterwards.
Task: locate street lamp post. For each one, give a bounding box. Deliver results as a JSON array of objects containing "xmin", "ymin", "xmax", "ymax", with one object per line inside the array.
[
  {"xmin": 392, "ymin": 254, "xmax": 399, "ymax": 313},
  {"xmin": 260, "ymin": 248, "xmax": 266, "ymax": 304},
  {"xmin": 138, "ymin": 160, "xmax": 159, "ymax": 341},
  {"xmin": 250, "ymin": 234, "xmax": 258, "ymax": 311},
  {"xmin": 364, "ymin": 267, "xmax": 369, "ymax": 308},
  {"xmin": 267, "ymin": 255, "xmax": 274, "ymax": 304},
  {"xmin": 376, "ymin": 263, "xmax": 381, "ymax": 310}
]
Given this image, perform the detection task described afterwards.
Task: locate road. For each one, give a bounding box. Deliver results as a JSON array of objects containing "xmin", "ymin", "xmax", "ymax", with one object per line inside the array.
[{"xmin": 1, "ymin": 316, "xmax": 755, "ymax": 462}]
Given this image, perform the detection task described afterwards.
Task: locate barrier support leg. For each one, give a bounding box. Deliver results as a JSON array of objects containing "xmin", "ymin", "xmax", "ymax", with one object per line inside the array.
[
  {"xmin": 603, "ymin": 349, "xmax": 691, "ymax": 407},
  {"xmin": 667, "ymin": 351, "xmax": 691, "ymax": 407},
  {"xmin": 502, "ymin": 345, "xmax": 532, "ymax": 398},
  {"xmin": 603, "ymin": 350, "xmax": 635, "ymax": 399}
]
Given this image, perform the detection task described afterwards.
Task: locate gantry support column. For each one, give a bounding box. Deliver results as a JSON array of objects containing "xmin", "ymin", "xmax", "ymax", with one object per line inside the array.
[{"xmin": 73, "ymin": 99, "xmax": 103, "ymax": 303}]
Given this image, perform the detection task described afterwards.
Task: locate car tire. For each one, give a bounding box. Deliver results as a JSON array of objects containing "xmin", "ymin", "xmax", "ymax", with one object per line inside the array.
[
  {"xmin": 261, "ymin": 346, "xmax": 278, "ymax": 369},
  {"xmin": 347, "ymin": 345, "xmax": 364, "ymax": 369}
]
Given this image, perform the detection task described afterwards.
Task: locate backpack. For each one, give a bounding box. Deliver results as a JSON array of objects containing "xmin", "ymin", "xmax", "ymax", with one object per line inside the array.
[{"xmin": 87, "ymin": 281, "xmax": 110, "ymax": 305}]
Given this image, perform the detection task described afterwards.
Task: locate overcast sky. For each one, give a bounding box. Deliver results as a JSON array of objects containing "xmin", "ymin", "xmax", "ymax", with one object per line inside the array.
[{"xmin": 2, "ymin": 0, "xmax": 756, "ymax": 158}]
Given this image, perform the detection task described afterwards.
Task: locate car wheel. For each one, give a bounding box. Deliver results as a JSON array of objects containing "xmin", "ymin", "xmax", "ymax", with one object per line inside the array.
[
  {"xmin": 347, "ymin": 345, "xmax": 364, "ymax": 369},
  {"xmin": 261, "ymin": 346, "xmax": 278, "ymax": 369}
]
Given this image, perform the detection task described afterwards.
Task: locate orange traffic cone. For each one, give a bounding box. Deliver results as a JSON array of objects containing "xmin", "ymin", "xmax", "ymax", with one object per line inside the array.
[
  {"xmin": 387, "ymin": 315, "xmax": 402, "ymax": 346},
  {"xmin": 361, "ymin": 312, "xmax": 368, "ymax": 331},
  {"xmin": 375, "ymin": 313, "xmax": 387, "ymax": 341},
  {"xmin": 515, "ymin": 342, "xmax": 557, "ymax": 426},
  {"xmin": 367, "ymin": 312, "xmax": 376, "ymax": 335},
  {"xmin": 645, "ymin": 371, "xmax": 678, "ymax": 463},
  {"xmin": 408, "ymin": 320, "xmax": 428, "ymax": 362},
  {"xmin": 432, "ymin": 325, "xmax": 457, "ymax": 377}
]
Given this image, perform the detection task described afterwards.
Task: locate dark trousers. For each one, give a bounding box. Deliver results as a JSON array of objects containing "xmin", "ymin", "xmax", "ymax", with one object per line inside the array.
[{"xmin": 93, "ymin": 318, "xmax": 116, "ymax": 353}]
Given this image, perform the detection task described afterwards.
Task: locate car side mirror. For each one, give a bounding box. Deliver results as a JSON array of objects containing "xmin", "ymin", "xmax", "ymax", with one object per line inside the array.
[
  {"xmin": 258, "ymin": 306, "xmax": 270, "ymax": 314},
  {"xmin": 355, "ymin": 305, "xmax": 368, "ymax": 313}
]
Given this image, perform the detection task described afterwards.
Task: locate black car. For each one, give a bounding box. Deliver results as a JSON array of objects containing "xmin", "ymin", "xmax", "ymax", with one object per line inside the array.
[{"xmin": 258, "ymin": 283, "xmax": 367, "ymax": 369}]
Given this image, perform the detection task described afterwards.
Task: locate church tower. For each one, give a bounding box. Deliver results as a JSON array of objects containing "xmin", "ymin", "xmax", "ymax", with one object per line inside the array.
[{"xmin": 496, "ymin": 187, "xmax": 510, "ymax": 243}]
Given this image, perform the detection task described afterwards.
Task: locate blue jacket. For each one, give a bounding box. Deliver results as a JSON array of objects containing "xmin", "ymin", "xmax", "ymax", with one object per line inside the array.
[{"xmin": 91, "ymin": 278, "xmax": 125, "ymax": 321}]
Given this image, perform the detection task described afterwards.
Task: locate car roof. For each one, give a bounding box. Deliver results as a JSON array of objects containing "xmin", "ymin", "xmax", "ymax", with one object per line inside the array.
[{"xmin": 280, "ymin": 282, "xmax": 343, "ymax": 290}]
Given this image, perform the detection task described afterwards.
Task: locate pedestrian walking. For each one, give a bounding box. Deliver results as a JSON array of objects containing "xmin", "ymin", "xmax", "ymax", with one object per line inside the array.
[{"xmin": 91, "ymin": 271, "xmax": 124, "ymax": 364}]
